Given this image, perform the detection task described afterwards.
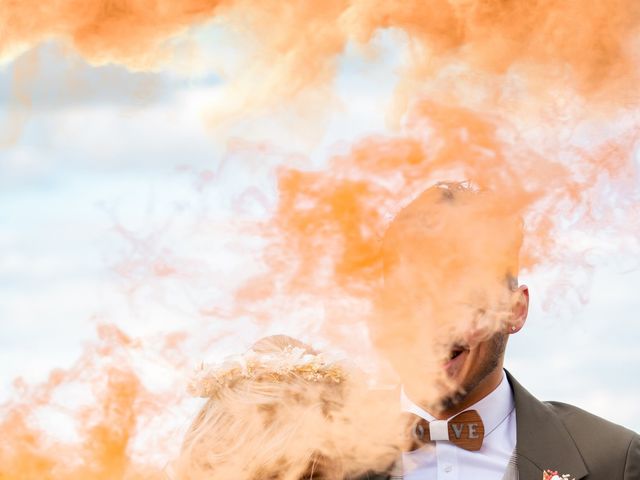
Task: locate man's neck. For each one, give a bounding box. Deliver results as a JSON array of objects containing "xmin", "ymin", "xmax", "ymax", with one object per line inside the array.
[{"xmin": 431, "ymin": 366, "xmax": 505, "ymax": 420}]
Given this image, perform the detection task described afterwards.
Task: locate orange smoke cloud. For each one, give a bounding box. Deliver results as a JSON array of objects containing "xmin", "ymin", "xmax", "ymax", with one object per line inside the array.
[
  {"xmin": 0, "ymin": 0, "xmax": 224, "ymax": 68},
  {"xmin": 227, "ymin": 97, "xmax": 639, "ymax": 407},
  {"xmin": 2, "ymin": 1, "xmax": 638, "ymax": 95},
  {"xmin": 0, "ymin": 325, "xmax": 189, "ymax": 479},
  {"xmin": 3, "ymin": 0, "xmax": 640, "ymax": 478},
  {"xmin": 240, "ymin": 98, "xmax": 638, "ymax": 305}
]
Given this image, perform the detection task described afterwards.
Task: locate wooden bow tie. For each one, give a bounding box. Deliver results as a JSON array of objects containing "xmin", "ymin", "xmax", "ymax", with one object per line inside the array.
[{"xmin": 406, "ymin": 410, "xmax": 485, "ymax": 452}]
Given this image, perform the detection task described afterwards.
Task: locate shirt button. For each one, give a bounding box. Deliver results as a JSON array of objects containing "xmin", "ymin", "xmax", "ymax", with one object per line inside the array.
[{"xmin": 444, "ymin": 465, "xmax": 453, "ymax": 473}]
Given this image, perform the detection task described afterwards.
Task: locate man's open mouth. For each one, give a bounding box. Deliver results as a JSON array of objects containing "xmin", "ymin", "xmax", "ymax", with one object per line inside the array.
[{"xmin": 448, "ymin": 344, "xmax": 469, "ymax": 360}]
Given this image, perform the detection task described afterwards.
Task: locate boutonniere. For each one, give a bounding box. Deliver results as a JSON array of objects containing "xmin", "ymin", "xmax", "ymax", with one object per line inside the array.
[{"xmin": 543, "ymin": 469, "xmax": 575, "ymax": 480}]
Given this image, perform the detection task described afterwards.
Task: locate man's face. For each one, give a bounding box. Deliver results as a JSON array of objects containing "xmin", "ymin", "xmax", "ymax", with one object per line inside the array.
[{"xmin": 374, "ymin": 266, "xmax": 527, "ymax": 413}]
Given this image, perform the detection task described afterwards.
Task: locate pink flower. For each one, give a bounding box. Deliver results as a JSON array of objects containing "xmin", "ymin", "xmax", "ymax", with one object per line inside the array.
[{"xmin": 543, "ymin": 469, "xmax": 574, "ymax": 480}]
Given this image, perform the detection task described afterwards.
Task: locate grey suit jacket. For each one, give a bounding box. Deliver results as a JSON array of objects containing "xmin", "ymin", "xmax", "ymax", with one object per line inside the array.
[{"xmin": 362, "ymin": 371, "xmax": 640, "ymax": 480}]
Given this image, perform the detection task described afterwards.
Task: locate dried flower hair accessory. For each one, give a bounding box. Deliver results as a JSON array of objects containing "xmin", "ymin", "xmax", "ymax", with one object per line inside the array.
[{"xmin": 187, "ymin": 345, "xmax": 347, "ymax": 397}]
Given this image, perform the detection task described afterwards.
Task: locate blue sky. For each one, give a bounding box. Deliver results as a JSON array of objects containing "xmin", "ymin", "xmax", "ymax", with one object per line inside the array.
[{"xmin": 1, "ymin": 30, "xmax": 639, "ymax": 435}]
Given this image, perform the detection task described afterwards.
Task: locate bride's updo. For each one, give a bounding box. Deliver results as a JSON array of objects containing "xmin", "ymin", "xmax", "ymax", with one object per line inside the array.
[{"xmin": 170, "ymin": 335, "xmax": 399, "ymax": 480}]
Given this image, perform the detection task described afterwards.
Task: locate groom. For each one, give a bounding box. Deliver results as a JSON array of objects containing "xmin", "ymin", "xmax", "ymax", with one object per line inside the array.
[{"xmin": 368, "ymin": 182, "xmax": 639, "ymax": 480}]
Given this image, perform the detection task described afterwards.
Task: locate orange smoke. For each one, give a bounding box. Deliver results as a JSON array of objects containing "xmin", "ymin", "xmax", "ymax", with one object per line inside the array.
[
  {"xmin": 0, "ymin": 0, "xmax": 224, "ymax": 68},
  {"xmin": 3, "ymin": 0, "xmax": 640, "ymax": 478},
  {"xmin": 2, "ymin": 1, "xmax": 639, "ymax": 95},
  {"xmin": 227, "ymin": 97, "xmax": 639, "ymax": 407},
  {"xmin": 240, "ymin": 98, "xmax": 638, "ymax": 306},
  {"xmin": 0, "ymin": 325, "xmax": 188, "ymax": 479}
]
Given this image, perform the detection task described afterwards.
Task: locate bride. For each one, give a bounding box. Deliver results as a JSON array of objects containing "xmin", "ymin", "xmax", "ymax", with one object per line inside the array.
[{"xmin": 168, "ymin": 335, "xmax": 401, "ymax": 480}]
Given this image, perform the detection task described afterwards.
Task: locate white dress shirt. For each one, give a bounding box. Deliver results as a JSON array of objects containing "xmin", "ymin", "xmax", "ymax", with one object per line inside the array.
[{"xmin": 401, "ymin": 371, "xmax": 517, "ymax": 480}]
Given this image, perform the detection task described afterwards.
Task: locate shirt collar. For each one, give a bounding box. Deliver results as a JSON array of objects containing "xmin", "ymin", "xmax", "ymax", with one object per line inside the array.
[{"xmin": 401, "ymin": 370, "xmax": 514, "ymax": 436}]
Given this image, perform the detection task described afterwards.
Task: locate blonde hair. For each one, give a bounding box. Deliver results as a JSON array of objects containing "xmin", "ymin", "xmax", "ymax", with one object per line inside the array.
[{"xmin": 171, "ymin": 336, "xmax": 400, "ymax": 480}]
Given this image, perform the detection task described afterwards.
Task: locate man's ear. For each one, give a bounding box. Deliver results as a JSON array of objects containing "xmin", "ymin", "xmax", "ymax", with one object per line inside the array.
[{"xmin": 507, "ymin": 285, "xmax": 529, "ymax": 334}]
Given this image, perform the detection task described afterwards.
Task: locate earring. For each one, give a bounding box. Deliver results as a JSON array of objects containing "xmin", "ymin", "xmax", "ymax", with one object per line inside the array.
[{"xmin": 511, "ymin": 325, "xmax": 517, "ymax": 332}]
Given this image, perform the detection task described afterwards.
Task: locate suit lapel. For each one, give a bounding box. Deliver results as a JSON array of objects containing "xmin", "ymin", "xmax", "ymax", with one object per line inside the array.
[{"xmin": 506, "ymin": 371, "xmax": 588, "ymax": 480}]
